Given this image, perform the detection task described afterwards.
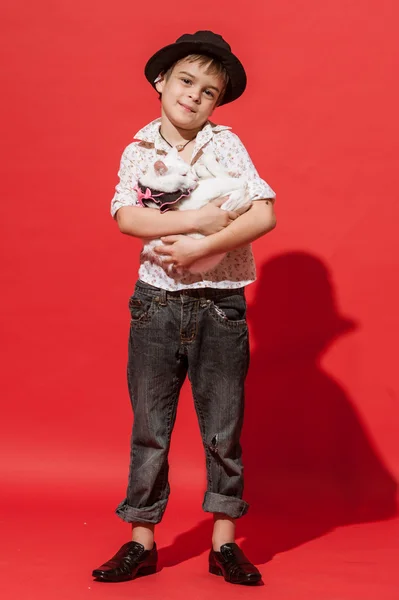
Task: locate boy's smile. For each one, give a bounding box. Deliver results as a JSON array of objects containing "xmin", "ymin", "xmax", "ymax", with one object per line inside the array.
[{"xmin": 178, "ymin": 101, "xmax": 197, "ymax": 113}]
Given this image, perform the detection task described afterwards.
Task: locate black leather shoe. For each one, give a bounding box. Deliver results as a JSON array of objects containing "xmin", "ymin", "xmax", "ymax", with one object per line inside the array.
[
  {"xmin": 92, "ymin": 541, "xmax": 157, "ymax": 582},
  {"xmin": 209, "ymin": 543, "xmax": 262, "ymax": 585}
]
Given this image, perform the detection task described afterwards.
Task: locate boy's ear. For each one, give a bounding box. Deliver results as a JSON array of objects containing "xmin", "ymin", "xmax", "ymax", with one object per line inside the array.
[
  {"xmin": 154, "ymin": 160, "xmax": 168, "ymax": 175},
  {"xmin": 155, "ymin": 73, "xmax": 165, "ymax": 94}
]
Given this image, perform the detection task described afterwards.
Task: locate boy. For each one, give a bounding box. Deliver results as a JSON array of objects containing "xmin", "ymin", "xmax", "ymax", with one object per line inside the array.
[{"xmin": 92, "ymin": 31, "xmax": 276, "ymax": 585}]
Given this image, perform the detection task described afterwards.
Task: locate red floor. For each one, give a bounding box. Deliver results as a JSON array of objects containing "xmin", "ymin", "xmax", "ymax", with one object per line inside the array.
[{"xmin": 2, "ymin": 483, "xmax": 398, "ymax": 600}]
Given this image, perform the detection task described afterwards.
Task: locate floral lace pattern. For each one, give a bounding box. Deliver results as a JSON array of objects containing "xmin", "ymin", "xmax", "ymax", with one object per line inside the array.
[{"xmin": 110, "ymin": 118, "xmax": 276, "ymax": 291}]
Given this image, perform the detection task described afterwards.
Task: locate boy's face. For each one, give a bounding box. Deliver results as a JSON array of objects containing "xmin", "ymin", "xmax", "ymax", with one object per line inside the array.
[{"xmin": 155, "ymin": 58, "xmax": 224, "ymax": 130}]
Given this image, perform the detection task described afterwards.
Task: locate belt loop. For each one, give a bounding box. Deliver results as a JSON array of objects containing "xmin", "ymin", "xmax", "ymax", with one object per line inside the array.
[
  {"xmin": 159, "ymin": 288, "xmax": 167, "ymax": 306},
  {"xmin": 199, "ymin": 287, "xmax": 207, "ymax": 307}
]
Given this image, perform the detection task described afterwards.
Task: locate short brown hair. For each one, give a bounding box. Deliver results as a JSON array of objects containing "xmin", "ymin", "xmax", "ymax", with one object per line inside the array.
[{"xmin": 160, "ymin": 54, "xmax": 229, "ymax": 106}]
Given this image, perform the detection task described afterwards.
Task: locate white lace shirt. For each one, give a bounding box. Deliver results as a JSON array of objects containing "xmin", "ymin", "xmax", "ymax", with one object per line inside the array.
[{"xmin": 111, "ymin": 118, "xmax": 276, "ymax": 291}]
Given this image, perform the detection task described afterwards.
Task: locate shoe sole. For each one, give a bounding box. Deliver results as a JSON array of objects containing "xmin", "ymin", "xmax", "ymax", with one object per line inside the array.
[
  {"xmin": 209, "ymin": 564, "xmax": 261, "ymax": 585},
  {"xmin": 92, "ymin": 565, "xmax": 157, "ymax": 582}
]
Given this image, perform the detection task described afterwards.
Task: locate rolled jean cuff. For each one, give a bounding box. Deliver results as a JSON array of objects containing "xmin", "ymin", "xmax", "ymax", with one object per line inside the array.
[
  {"xmin": 202, "ymin": 491, "xmax": 249, "ymax": 518},
  {"xmin": 115, "ymin": 498, "xmax": 168, "ymax": 524}
]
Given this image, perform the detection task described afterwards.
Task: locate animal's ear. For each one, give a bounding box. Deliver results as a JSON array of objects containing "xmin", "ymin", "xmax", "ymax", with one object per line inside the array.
[{"xmin": 154, "ymin": 160, "xmax": 168, "ymax": 175}]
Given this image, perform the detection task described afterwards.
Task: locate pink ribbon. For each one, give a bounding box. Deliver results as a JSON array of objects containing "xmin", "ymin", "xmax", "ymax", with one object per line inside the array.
[{"xmin": 133, "ymin": 184, "xmax": 163, "ymax": 207}]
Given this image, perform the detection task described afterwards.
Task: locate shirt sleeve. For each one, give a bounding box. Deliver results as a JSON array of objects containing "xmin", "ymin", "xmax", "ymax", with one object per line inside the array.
[
  {"xmin": 213, "ymin": 131, "xmax": 276, "ymax": 202},
  {"xmin": 110, "ymin": 143, "xmax": 142, "ymax": 219}
]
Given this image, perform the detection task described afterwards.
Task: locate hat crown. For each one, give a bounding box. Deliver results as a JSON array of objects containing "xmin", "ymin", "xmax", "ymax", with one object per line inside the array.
[{"xmin": 175, "ymin": 31, "xmax": 232, "ymax": 53}]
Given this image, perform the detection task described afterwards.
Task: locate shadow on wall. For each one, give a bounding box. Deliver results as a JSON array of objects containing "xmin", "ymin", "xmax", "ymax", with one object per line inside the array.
[{"xmin": 239, "ymin": 251, "xmax": 397, "ymax": 562}]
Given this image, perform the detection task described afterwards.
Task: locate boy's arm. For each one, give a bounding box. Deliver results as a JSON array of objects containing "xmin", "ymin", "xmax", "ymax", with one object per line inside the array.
[
  {"xmin": 155, "ymin": 199, "xmax": 276, "ymax": 269},
  {"xmin": 200, "ymin": 198, "xmax": 276, "ymax": 254},
  {"xmin": 116, "ymin": 205, "xmax": 197, "ymax": 237},
  {"xmin": 116, "ymin": 199, "xmax": 241, "ymax": 238}
]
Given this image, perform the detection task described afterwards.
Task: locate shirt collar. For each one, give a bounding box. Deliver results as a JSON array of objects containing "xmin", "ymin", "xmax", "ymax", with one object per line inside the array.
[{"xmin": 133, "ymin": 118, "xmax": 231, "ymax": 154}]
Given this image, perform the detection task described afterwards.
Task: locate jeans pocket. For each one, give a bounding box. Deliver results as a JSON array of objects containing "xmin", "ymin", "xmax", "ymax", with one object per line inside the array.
[
  {"xmin": 209, "ymin": 293, "xmax": 248, "ymax": 329},
  {"xmin": 128, "ymin": 293, "xmax": 156, "ymax": 327}
]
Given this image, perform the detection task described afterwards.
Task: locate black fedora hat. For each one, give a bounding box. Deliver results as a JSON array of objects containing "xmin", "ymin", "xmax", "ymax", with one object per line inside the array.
[{"xmin": 144, "ymin": 30, "xmax": 247, "ymax": 106}]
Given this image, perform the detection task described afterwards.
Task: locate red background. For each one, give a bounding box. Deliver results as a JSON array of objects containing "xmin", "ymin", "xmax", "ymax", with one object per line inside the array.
[{"xmin": 1, "ymin": 1, "xmax": 398, "ymax": 598}]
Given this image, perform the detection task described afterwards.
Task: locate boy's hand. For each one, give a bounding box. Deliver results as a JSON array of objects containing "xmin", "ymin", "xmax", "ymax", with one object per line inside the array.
[
  {"xmin": 195, "ymin": 197, "xmax": 240, "ymax": 235},
  {"xmin": 154, "ymin": 235, "xmax": 207, "ymax": 270}
]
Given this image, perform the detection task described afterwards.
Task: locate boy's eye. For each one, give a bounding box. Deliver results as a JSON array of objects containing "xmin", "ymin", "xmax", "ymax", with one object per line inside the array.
[{"xmin": 181, "ymin": 78, "xmax": 215, "ymax": 98}]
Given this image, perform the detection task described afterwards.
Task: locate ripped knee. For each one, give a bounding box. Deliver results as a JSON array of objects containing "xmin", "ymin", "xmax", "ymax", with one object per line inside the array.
[{"xmin": 209, "ymin": 434, "xmax": 219, "ymax": 454}]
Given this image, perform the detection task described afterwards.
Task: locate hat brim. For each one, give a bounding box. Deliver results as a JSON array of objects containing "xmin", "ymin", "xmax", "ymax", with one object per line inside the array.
[{"xmin": 144, "ymin": 41, "xmax": 247, "ymax": 106}]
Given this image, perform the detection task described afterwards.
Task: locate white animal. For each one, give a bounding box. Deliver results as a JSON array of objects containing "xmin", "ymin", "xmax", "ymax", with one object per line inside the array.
[{"xmin": 137, "ymin": 147, "xmax": 251, "ymax": 274}]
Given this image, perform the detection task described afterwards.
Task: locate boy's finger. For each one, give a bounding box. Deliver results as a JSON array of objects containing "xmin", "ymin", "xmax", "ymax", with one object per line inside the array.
[
  {"xmin": 211, "ymin": 196, "xmax": 230, "ymax": 207},
  {"xmin": 154, "ymin": 245, "xmax": 173, "ymax": 255},
  {"xmin": 227, "ymin": 210, "xmax": 239, "ymax": 220},
  {"xmin": 160, "ymin": 235, "xmax": 181, "ymax": 243}
]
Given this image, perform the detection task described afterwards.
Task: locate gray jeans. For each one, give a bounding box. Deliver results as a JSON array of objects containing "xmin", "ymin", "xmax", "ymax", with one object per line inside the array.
[{"xmin": 115, "ymin": 279, "xmax": 250, "ymax": 524}]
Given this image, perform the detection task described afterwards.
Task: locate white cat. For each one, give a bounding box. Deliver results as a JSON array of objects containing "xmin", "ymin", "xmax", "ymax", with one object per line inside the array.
[{"xmin": 135, "ymin": 147, "xmax": 251, "ymax": 274}]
